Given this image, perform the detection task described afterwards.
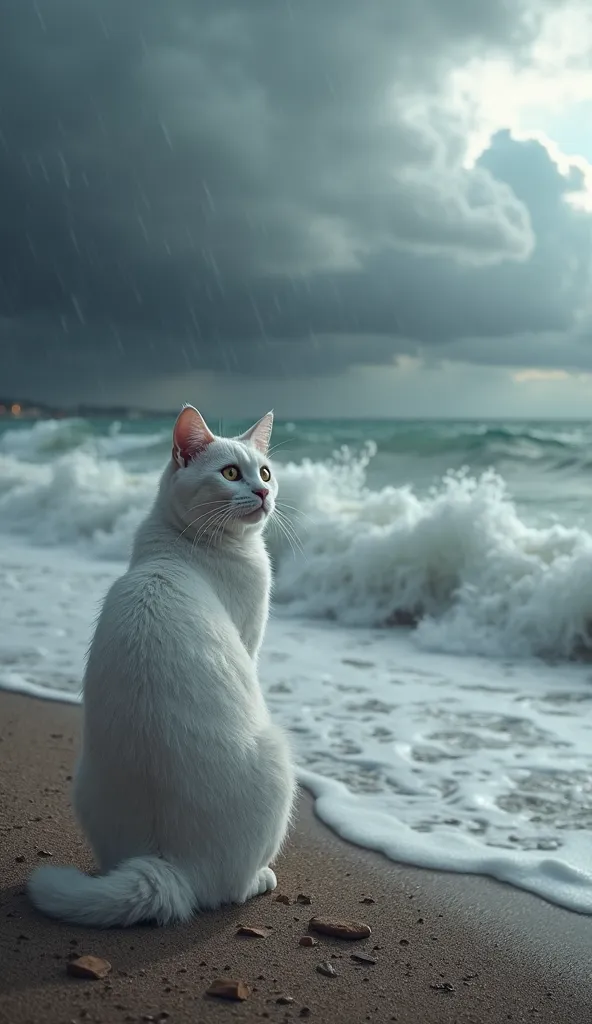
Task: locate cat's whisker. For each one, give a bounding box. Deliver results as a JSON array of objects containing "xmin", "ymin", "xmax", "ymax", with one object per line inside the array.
[
  {"xmin": 209, "ymin": 508, "xmax": 235, "ymax": 551},
  {"xmin": 269, "ymin": 515, "xmax": 294, "ymax": 558},
  {"xmin": 274, "ymin": 504, "xmax": 304, "ymax": 536},
  {"xmin": 271, "ymin": 515, "xmax": 302, "ymax": 561},
  {"xmin": 176, "ymin": 503, "xmax": 227, "ymax": 543},
  {"xmin": 194, "ymin": 503, "xmax": 239, "ymax": 551},
  {"xmin": 175, "ymin": 501, "xmax": 229, "ymax": 543},
  {"xmin": 192, "ymin": 507, "xmax": 231, "ymax": 553},
  {"xmin": 276, "ymin": 522, "xmax": 304, "ymax": 558},
  {"xmin": 203, "ymin": 505, "xmax": 233, "ymax": 547},
  {"xmin": 273, "ymin": 504, "xmax": 310, "ymax": 555},
  {"xmin": 276, "ymin": 501, "xmax": 314, "ymax": 524},
  {"xmin": 271, "ymin": 508, "xmax": 305, "ymax": 559},
  {"xmin": 183, "ymin": 498, "xmax": 226, "ymax": 516},
  {"xmin": 177, "ymin": 509, "xmax": 215, "ymax": 539},
  {"xmin": 182, "ymin": 507, "xmax": 226, "ymax": 553},
  {"xmin": 266, "ymin": 439, "xmax": 293, "ymax": 458},
  {"xmin": 276, "ymin": 513, "xmax": 306, "ymax": 556}
]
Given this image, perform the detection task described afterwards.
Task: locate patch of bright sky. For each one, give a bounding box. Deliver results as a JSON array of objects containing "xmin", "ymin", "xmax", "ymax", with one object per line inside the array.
[{"xmin": 454, "ymin": 4, "xmax": 592, "ymax": 201}]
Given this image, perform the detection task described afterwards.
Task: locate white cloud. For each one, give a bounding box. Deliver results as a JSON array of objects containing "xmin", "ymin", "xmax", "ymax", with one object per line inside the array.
[{"xmin": 452, "ymin": 3, "xmax": 592, "ymax": 197}]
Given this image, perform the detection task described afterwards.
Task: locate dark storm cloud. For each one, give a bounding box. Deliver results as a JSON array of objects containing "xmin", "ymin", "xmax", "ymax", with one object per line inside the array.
[{"xmin": 0, "ymin": 0, "xmax": 589, "ymax": 401}]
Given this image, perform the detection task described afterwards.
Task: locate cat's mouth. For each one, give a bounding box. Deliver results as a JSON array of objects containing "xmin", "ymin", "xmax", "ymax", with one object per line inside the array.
[{"xmin": 240, "ymin": 504, "xmax": 268, "ymax": 522}]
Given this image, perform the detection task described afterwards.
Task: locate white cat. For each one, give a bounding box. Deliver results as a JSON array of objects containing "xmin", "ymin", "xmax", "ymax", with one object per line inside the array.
[{"xmin": 28, "ymin": 405, "xmax": 296, "ymax": 927}]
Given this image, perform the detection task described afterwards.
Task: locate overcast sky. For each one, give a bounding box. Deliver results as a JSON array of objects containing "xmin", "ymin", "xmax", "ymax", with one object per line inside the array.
[{"xmin": 2, "ymin": 0, "xmax": 592, "ymax": 417}]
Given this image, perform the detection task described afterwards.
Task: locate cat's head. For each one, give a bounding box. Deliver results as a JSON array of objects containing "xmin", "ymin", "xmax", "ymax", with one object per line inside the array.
[{"xmin": 163, "ymin": 404, "xmax": 277, "ymax": 540}]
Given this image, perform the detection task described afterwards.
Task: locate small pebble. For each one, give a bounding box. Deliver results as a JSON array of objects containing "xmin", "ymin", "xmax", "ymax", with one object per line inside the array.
[
  {"xmin": 317, "ymin": 961, "xmax": 338, "ymax": 978},
  {"xmin": 351, "ymin": 953, "xmax": 377, "ymax": 965},
  {"xmin": 66, "ymin": 956, "xmax": 112, "ymax": 980},
  {"xmin": 206, "ymin": 979, "xmax": 250, "ymax": 1001},
  {"xmin": 236, "ymin": 925, "xmax": 267, "ymax": 938},
  {"xmin": 309, "ymin": 916, "xmax": 371, "ymax": 940}
]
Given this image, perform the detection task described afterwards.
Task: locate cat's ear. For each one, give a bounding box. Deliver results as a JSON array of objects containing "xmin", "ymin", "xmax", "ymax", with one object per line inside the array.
[
  {"xmin": 172, "ymin": 405, "xmax": 215, "ymax": 468},
  {"xmin": 238, "ymin": 410, "xmax": 274, "ymax": 454}
]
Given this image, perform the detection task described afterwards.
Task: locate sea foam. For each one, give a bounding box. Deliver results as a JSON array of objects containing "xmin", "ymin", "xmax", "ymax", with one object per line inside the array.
[{"xmin": 3, "ymin": 419, "xmax": 592, "ymax": 658}]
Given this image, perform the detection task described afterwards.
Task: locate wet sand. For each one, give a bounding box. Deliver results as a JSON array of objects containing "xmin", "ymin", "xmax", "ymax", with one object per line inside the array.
[{"xmin": 0, "ymin": 690, "xmax": 590, "ymax": 1023}]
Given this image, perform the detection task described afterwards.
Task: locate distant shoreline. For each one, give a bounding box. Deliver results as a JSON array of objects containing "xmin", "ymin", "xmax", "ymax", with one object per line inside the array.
[
  {"xmin": 2, "ymin": 401, "xmax": 592, "ymax": 424},
  {"xmin": 0, "ymin": 399, "xmax": 174, "ymax": 421}
]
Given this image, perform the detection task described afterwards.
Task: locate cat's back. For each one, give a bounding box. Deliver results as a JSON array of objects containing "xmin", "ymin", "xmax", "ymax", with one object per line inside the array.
[{"xmin": 86, "ymin": 551, "xmax": 232, "ymax": 683}]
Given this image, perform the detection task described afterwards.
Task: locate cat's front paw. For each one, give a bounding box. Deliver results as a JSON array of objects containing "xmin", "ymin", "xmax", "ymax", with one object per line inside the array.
[
  {"xmin": 245, "ymin": 866, "xmax": 277, "ymax": 900},
  {"xmin": 258, "ymin": 866, "xmax": 277, "ymax": 893}
]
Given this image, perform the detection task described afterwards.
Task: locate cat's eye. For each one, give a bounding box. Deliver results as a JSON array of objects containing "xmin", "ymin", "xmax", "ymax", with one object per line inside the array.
[
  {"xmin": 260, "ymin": 466, "xmax": 271, "ymax": 483},
  {"xmin": 221, "ymin": 465, "xmax": 241, "ymax": 481}
]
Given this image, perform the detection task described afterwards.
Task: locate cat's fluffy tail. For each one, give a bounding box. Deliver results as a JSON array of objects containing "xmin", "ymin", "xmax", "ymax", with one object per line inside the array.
[{"xmin": 28, "ymin": 856, "xmax": 195, "ymax": 928}]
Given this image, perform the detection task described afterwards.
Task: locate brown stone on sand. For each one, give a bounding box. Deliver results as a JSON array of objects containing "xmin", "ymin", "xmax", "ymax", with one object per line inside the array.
[
  {"xmin": 275, "ymin": 894, "xmax": 291, "ymax": 905},
  {"xmin": 206, "ymin": 979, "xmax": 250, "ymax": 1001},
  {"xmin": 236, "ymin": 925, "xmax": 267, "ymax": 938},
  {"xmin": 298, "ymin": 936, "xmax": 318, "ymax": 947},
  {"xmin": 296, "ymin": 893, "xmax": 312, "ymax": 904},
  {"xmin": 351, "ymin": 953, "xmax": 377, "ymax": 965},
  {"xmin": 309, "ymin": 916, "xmax": 371, "ymax": 940},
  {"xmin": 66, "ymin": 956, "xmax": 112, "ymax": 980}
]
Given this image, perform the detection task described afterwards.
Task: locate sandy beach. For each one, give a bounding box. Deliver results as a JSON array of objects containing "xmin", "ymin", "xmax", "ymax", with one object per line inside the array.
[{"xmin": 1, "ymin": 691, "xmax": 591, "ymax": 1024}]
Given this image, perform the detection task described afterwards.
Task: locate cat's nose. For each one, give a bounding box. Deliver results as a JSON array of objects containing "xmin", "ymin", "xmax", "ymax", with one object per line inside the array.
[{"xmin": 253, "ymin": 488, "xmax": 269, "ymax": 503}]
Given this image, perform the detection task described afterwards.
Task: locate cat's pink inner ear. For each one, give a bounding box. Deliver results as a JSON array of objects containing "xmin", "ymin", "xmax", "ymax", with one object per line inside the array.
[
  {"xmin": 239, "ymin": 411, "xmax": 274, "ymax": 454},
  {"xmin": 172, "ymin": 405, "xmax": 215, "ymax": 467}
]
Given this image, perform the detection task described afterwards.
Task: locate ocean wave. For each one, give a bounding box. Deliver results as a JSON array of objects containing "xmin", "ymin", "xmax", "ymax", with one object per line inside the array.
[
  {"xmin": 271, "ymin": 457, "xmax": 592, "ymax": 660},
  {"xmin": 0, "ymin": 417, "xmax": 95, "ymax": 456},
  {"xmin": 2, "ymin": 423, "xmax": 592, "ymax": 660},
  {"xmin": 0, "ymin": 448, "xmax": 157, "ymax": 559},
  {"xmin": 369, "ymin": 425, "xmax": 583, "ymax": 464},
  {"xmin": 2, "ymin": 415, "xmax": 589, "ymax": 465},
  {"xmin": 0, "ymin": 417, "xmax": 170, "ymax": 462}
]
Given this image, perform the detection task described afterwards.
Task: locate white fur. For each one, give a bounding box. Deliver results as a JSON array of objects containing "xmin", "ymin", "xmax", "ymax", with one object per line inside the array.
[{"xmin": 28, "ymin": 409, "xmax": 296, "ymax": 927}]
